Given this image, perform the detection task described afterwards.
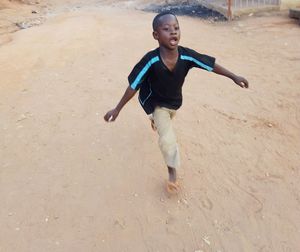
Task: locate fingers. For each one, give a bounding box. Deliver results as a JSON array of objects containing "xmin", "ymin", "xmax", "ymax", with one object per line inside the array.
[
  {"xmin": 104, "ymin": 110, "xmax": 118, "ymax": 122},
  {"xmin": 238, "ymin": 79, "xmax": 249, "ymax": 88},
  {"xmin": 104, "ymin": 113, "xmax": 113, "ymax": 122},
  {"xmin": 104, "ymin": 115, "xmax": 114, "ymax": 122},
  {"xmin": 235, "ymin": 76, "xmax": 249, "ymax": 89},
  {"xmin": 243, "ymin": 78, "xmax": 249, "ymax": 88},
  {"xmin": 239, "ymin": 82, "xmax": 247, "ymax": 88},
  {"xmin": 108, "ymin": 115, "xmax": 114, "ymax": 122}
]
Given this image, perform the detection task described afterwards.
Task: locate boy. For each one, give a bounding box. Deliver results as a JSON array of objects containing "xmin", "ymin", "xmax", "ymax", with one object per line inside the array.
[{"xmin": 104, "ymin": 12, "xmax": 248, "ymax": 194}]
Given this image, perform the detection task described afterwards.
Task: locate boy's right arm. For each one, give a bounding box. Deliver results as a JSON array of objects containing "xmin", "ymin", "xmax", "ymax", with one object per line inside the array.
[{"xmin": 104, "ymin": 86, "xmax": 137, "ymax": 122}]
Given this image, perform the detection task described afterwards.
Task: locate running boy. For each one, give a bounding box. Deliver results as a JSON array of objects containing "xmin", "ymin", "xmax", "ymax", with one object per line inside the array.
[{"xmin": 104, "ymin": 12, "xmax": 249, "ymax": 194}]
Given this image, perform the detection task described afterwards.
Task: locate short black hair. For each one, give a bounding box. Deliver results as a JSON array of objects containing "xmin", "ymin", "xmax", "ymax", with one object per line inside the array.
[{"xmin": 152, "ymin": 11, "xmax": 177, "ymax": 31}]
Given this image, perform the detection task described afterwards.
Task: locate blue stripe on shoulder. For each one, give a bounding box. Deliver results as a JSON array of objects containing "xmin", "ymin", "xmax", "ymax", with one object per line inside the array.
[
  {"xmin": 180, "ymin": 55, "xmax": 213, "ymax": 72},
  {"xmin": 131, "ymin": 56, "xmax": 160, "ymax": 89}
]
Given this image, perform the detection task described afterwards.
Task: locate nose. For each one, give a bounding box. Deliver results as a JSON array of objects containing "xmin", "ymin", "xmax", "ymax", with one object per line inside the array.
[{"xmin": 170, "ymin": 28, "xmax": 177, "ymax": 35}]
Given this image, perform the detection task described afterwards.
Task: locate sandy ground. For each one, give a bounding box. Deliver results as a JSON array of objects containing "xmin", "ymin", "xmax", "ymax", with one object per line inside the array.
[{"xmin": 1, "ymin": 1, "xmax": 300, "ymax": 251}]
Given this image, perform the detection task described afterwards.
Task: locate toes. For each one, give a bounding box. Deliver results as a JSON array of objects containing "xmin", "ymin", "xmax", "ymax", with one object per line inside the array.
[{"xmin": 166, "ymin": 181, "xmax": 180, "ymax": 194}]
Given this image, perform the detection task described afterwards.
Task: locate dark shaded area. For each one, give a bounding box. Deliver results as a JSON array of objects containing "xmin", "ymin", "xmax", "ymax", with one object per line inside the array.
[
  {"xmin": 143, "ymin": 2, "xmax": 226, "ymax": 21},
  {"xmin": 289, "ymin": 8, "xmax": 300, "ymax": 25}
]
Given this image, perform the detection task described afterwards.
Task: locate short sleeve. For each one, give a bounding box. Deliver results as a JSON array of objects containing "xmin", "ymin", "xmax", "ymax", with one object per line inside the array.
[
  {"xmin": 180, "ymin": 47, "xmax": 215, "ymax": 72},
  {"xmin": 128, "ymin": 52, "xmax": 159, "ymax": 90}
]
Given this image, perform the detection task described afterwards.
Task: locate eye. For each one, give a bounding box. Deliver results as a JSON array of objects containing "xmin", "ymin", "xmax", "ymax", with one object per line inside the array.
[
  {"xmin": 163, "ymin": 27, "xmax": 169, "ymax": 31},
  {"xmin": 175, "ymin": 26, "xmax": 179, "ymax": 30}
]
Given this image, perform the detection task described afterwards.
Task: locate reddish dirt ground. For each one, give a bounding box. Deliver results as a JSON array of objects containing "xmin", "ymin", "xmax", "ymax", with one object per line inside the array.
[{"xmin": 1, "ymin": 1, "xmax": 300, "ymax": 251}]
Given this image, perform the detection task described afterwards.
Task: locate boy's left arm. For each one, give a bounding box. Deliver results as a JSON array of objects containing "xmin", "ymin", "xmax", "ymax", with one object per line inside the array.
[{"xmin": 213, "ymin": 63, "xmax": 249, "ymax": 88}]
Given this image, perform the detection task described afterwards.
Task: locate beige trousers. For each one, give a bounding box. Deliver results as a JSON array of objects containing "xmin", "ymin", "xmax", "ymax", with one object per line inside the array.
[{"xmin": 152, "ymin": 106, "xmax": 180, "ymax": 169}]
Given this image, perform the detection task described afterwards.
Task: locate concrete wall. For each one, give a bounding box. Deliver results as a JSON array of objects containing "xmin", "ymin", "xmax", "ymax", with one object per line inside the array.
[{"xmin": 281, "ymin": 0, "xmax": 300, "ymax": 9}]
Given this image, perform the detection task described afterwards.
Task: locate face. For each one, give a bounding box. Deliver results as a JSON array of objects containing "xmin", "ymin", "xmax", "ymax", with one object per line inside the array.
[{"xmin": 153, "ymin": 14, "xmax": 181, "ymax": 50}]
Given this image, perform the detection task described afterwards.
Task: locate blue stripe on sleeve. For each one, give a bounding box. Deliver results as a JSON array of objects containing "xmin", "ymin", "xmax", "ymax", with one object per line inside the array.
[
  {"xmin": 130, "ymin": 56, "xmax": 159, "ymax": 89},
  {"xmin": 180, "ymin": 55, "xmax": 213, "ymax": 72}
]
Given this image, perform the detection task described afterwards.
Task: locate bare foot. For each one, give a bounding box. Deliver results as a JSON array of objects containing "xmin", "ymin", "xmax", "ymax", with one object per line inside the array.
[{"xmin": 166, "ymin": 180, "xmax": 180, "ymax": 194}]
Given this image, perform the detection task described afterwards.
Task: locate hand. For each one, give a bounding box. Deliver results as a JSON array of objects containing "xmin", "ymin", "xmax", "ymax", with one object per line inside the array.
[
  {"xmin": 104, "ymin": 108, "xmax": 119, "ymax": 122},
  {"xmin": 233, "ymin": 76, "xmax": 249, "ymax": 88}
]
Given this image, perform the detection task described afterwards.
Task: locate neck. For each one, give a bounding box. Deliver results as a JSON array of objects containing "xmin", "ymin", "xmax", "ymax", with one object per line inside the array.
[{"xmin": 159, "ymin": 46, "xmax": 178, "ymax": 58}]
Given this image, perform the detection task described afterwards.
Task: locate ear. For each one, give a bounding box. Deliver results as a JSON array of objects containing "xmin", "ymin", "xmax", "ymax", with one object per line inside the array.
[{"xmin": 152, "ymin": 31, "xmax": 159, "ymax": 40}]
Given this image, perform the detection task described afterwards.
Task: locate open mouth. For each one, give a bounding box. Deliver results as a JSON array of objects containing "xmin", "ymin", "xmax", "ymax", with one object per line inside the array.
[{"xmin": 170, "ymin": 37, "xmax": 178, "ymax": 46}]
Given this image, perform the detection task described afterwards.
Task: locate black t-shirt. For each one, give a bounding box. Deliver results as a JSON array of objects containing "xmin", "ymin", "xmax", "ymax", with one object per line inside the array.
[{"xmin": 128, "ymin": 46, "xmax": 215, "ymax": 114}]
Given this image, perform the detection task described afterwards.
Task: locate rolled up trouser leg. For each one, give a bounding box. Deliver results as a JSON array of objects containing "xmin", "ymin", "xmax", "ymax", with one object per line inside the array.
[{"xmin": 153, "ymin": 107, "xmax": 180, "ymax": 169}]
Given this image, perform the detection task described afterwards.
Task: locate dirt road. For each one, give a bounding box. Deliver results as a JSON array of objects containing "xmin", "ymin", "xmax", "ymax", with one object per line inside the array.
[{"xmin": 1, "ymin": 1, "xmax": 300, "ymax": 251}]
